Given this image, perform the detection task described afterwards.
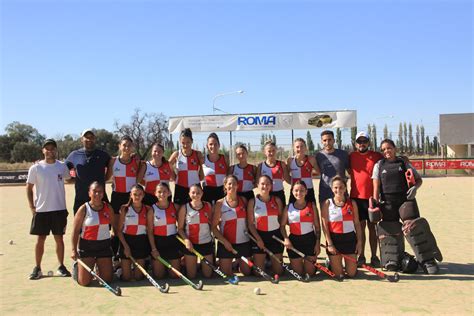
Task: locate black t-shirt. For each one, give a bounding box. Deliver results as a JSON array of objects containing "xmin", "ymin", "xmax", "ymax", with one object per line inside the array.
[{"xmin": 66, "ymin": 148, "xmax": 111, "ymax": 202}]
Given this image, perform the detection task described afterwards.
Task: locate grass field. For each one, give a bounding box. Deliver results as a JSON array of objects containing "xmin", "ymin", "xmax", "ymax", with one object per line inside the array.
[{"xmin": 0, "ymin": 178, "xmax": 473, "ymax": 315}]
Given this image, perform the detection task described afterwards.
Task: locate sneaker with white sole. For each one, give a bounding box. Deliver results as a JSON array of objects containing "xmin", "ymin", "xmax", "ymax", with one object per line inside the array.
[
  {"xmin": 57, "ymin": 265, "xmax": 71, "ymax": 277},
  {"xmin": 29, "ymin": 266, "xmax": 42, "ymax": 280}
]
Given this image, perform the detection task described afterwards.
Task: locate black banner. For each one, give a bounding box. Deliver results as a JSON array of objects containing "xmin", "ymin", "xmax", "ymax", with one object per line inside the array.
[{"xmin": 0, "ymin": 171, "xmax": 29, "ymax": 184}]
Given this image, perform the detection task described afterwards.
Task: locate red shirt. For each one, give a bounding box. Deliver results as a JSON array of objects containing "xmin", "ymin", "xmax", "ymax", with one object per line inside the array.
[{"xmin": 349, "ymin": 150, "xmax": 383, "ymax": 199}]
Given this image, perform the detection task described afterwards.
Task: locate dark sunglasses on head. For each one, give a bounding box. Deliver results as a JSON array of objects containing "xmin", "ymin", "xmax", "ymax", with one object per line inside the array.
[{"xmin": 356, "ymin": 139, "xmax": 369, "ymax": 144}]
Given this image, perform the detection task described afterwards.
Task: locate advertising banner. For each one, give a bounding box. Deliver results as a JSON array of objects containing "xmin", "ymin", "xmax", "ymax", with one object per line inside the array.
[{"xmin": 169, "ymin": 110, "xmax": 357, "ymax": 133}]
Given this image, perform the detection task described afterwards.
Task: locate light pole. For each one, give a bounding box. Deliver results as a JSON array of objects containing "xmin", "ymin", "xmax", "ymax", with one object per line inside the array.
[{"xmin": 212, "ymin": 90, "xmax": 245, "ymax": 114}]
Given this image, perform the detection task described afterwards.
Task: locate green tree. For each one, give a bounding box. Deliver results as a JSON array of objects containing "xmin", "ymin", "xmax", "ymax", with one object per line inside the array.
[
  {"xmin": 425, "ymin": 136, "xmax": 431, "ymax": 154},
  {"xmin": 10, "ymin": 142, "xmax": 42, "ymax": 162},
  {"xmin": 397, "ymin": 123, "xmax": 404, "ymax": 151},
  {"xmin": 5, "ymin": 121, "xmax": 45, "ymax": 145},
  {"xmin": 336, "ymin": 128, "xmax": 342, "ymax": 149},
  {"xmin": 415, "ymin": 125, "xmax": 420, "ymax": 154},
  {"xmin": 383, "ymin": 124, "xmax": 389, "ymax": 139},
  {"xmin": 372, "ymin": 124, "xmax": 378, "ymax": 151},
  {"xmin": 56, "ymin": 134, "xmax": 81, "ymax": 160},
  {"xmin": 0, "ymin": 135, "xmax": 14, "ymax": 162},
  {"xmin": 433, "ymin": 136, "xmax": 440, "ymax": 156},
  {"xmin": 351, "ymin": 126, "xmax": 357, "ymax": 150},
  {"xmin": 403, "ymin": 122, "xmax": 408, "ymax": 154},
  {"xmin": 306, "ymin": 131, "xmax": 315, "ymax": 154},
  {"xmin": 94, "ymin": 129, "xmax": 120, "ymax": 156},
  {"xmin": 420, "ymin": 125, "xmax": 425, "ymax": 154},
  {"xmin": 408, "ymin": 123, "xmax": 414, "ymax": 154}
]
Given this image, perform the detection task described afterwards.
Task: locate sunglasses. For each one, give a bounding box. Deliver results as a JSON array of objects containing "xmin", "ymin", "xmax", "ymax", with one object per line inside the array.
[{"xmin": 356, "ymin": 139, "xmax": 369, "ymax": 144}]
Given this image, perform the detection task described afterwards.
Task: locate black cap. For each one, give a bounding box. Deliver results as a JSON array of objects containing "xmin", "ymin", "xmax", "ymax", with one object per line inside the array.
[{"xmin": 42, "ymin": 139, "xmax": 57, "ymax": 148}]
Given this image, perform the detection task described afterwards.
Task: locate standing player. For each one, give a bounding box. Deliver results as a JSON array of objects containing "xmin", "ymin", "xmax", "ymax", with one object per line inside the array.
[
  {"xmin": 287, "ymin": 138, "xmax": 319, "ymax": 204},
  {"xmin": 26, "ymin": 139, "xmax": 72, "ymax": 279},
  {"xmin": 229, "ymin": 144, "xmax": 256, "ymax": 201},
  {"xmin": 349, "ymin": 131, "xmax": 383, "ymax": 267},
  {"xmin": 137, "ymin": 143, "xmax": 175, "ymax": 205},
  {"xmin": 315, "ymin": 130, "xmax": 349, "ymax": 208},
  {"xmin": 168, "ymin": 128, "xmax": 204, "ymax": 206},
  {"xmin": 202, "ymin": 133, "xmax": 228, "ymax": 204},
  {"xmin": 66, "ymin": 129, "xmax": 112, "ymax": 214},
  {"xmin": 256, "ymin": 140, "xmax": 290, "ymax": 206}
]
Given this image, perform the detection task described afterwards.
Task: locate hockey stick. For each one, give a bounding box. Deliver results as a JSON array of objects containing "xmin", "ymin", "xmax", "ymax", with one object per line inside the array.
[
  {"xmin": 245, "ymin": 232, "xmax": 309, "ymax": 282},
  {"xmin": 217, "ymin": 239, "xmax": 279, "ymax": 284},
  {"xmin": 176, "ymin": 236, "xmax": 239, "ymax": 285},
  {"xmin": 154, "ymin": 255, "xmax": 204, "ymax": 290},
  {"xmin": 320, "ymin": 244, "xmax": 400, "ymax": 282},
  {"xmin": 130, "ymin": 256, "xmax": 170, "ymax": 293},
  {"xmin": 272, "ymin": 235, "xmax": 337, "ymax": 279},
  {"xmin": 76, "ymin": 259, "xmax": 122, "ymax": 296}
]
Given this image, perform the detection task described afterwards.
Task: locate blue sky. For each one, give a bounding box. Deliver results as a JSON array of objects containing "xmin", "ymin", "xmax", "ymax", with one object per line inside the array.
[{"xmin": 1, "ymin": 0, "xmax": 472, "ymax": 148}]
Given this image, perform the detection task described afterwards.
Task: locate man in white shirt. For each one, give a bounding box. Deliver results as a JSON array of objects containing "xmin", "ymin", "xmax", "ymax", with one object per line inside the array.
[{"xmin": 26, "ymin": 139, "xmax": 72, "ymax": 279}]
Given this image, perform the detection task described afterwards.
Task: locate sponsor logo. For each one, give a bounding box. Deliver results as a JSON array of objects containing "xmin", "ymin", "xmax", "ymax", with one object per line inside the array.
[
  {"xmin": 114, "ymin": 167, "xmax": 121, "ymax": 172},
  {"xmin": 146, "ymin": 171, "xmax": 154, "ymax": 176},
  {"xmin": 460, "ymin": 161, "xmax": 473, "ymax": 168},
  {"xmin": 237, "ymin": 115, "xmax": 276, "ymax": 126},
  {"xmin": 57, "ymin": 174, "xmax": 63, "ymax": 181},
  {"xmin": 381, "ymin": 170, "xmax": 387, "ymax": 174},
  {"xmin": 425, "ymin": 161, "xmax": 446, "ymax": 168}
]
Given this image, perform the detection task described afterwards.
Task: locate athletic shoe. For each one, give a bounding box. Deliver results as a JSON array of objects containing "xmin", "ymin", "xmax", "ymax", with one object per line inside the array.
[
  {"xmin": 422, "ymin": 260, "xmax": 439, "ymax": 275},
  {"xmin": 370, "ymin": 256, "xmax": 381, "ymax": 268},
  {"xmin": 57, "ymin": 265, "xmax": 71, "ymax": 277},
  {"xmin": 357, "ymin": 256, "xmax": 366, "ymax": 267},
  {"xmin": 29, "ymin": 266, "xmax": 42, "ymax": 280}
]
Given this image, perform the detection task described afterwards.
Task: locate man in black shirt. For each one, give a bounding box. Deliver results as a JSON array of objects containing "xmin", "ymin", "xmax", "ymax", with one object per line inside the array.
[{"xmin": 66, "ymin": 129, "xmax": 112, "ymax": 214}]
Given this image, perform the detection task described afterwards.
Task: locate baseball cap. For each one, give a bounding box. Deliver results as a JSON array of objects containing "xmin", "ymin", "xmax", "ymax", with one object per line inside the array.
[
  {"xmin": 356, "ymin": 131, "xmax": 370, "ymax": 140},
  {"xmin": 42, "ymin": 138, "xmax": 57, "ymax": 148},
  {"xmin": 81, "ymin": 128, "xmax": 95, "ymax": 137}
]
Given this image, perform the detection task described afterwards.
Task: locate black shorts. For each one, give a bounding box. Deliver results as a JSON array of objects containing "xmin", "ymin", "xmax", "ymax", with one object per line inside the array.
[
  {"xmin": 270, "ymin": 190, "xmax": 286, "ymax": 206},
  {"xmin": 238, "ymin": 190, "xmax": 255, "ymax": 201},
  {"xmin": 328, "ymin": 232, "xmax": 357, "ymax": 255},
  {"xmin": 173, "ymin": 185, "xmax": 190, "ymax": 205},
  {"xmin": 118, "ymin": 234, "xmax": 151, "ymax": 259},
  {"xmin": 78, "ymin": 238, "xmax": 113, "ymax": 258},
  {"xmin": 202, "ymin": 185, "xmax": 225, "ymax": 204},
  {"xmin": 111, "ymin": 191, "xmax": 130, "ymax": 214},
  {"xmin": 289, "ymin": 188, "xmax": 316, "ymax": 204},
  {"xmin": 353, "ymin": 198, "xmax": 369, "ymax": 221},
  {"xmin": 30, "ymin": 210, "xmax": 68, "ymax": 236},
  {"xmin": 217, "ymin": 241, "xmax": 252, "ymax": 259},
  {"xmin": 251, "ymin": 229, "xmax": 284, "ymax": 255},
  {"xmin": 154, "ymin": 235, "xmax": 182, "ymax": 260},
  {"xmin": 183, "ymin": 241, "xmax": 214, "ymax": 257},
  {"xmin": 288, "ymin": 232, "xmax": 316, "ymax": 259}
]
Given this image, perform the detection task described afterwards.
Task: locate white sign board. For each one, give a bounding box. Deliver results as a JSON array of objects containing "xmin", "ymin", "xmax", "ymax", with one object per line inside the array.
[{"xmin": 169, "ymin": 111, "xmax": 356, "ymax": 133}]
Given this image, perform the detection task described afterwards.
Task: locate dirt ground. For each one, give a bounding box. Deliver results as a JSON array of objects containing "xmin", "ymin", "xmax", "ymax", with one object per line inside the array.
[{"xmin": 0, "ymin": 177, "xmax": 473, "ymax": 315}]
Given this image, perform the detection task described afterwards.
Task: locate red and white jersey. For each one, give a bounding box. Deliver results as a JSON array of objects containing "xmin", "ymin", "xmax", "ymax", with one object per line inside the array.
[
  {"xmin": 203, "ymin": 154, "xmax": 227, "ymax": 187},
  {"xmin": 328, "ymin": 199, "xmax": 355, "ymax": 234},
  {"xmin": 142, "ymin": 161, "xmax": 172, "ymax": 195},
  {"xmin": 185, "ymin": 202, "xmax": 212, "ymax": 244},
  {"xmin": 288, "ymin": 202, "xmax": 315, "ymax": 235},
  {"xmin": 112, "ymin": 157, "xmax": 139, "ymax": 193},
  {"xmin": 219, "ymin": 198, "xmax": 249, "ymax": 244},
  {"xmin": 152, "ymin": 203, "xmax": 178, "ymax": 236},
  {"xmin": 260, "ymin": 161, "xmax": 284, "ymax": 191},
  {"xmin": 289, "ymin": 157, "xmax": 314, "ymax": 189},
  {"xmin": 253, "ymin": 195, "xmax": 280, "ymax": 232},
  {"xmin": 123, "ymin": 205, "xmax": 148, "ymax": 236},
  {"xmin": 232, "ymin": 164, "xmax": 255, "ymax": 192},
  {"xmin": 81, "ymin": 203, "xmax": 111, "ymax": 241},
  {"xmin": 176, "ymin": 150, "xmax": 200, "ymax": 188}
]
